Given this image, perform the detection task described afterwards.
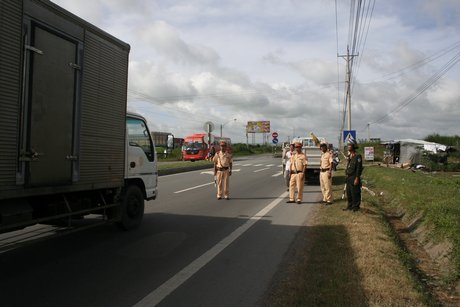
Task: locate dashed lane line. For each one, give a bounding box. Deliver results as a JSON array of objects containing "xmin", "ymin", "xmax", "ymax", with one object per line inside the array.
[
  {"xmin": 254, "ymin": 168, "xmax": 269, "ymax": 173},
  {"xmin": 200, "ymin": 171, "xmax": 215, "ymax": 175},
  {"xmin": 200, "ymin": 169, "xmax": 241, "ymax": 175},
  {"xmin": 272, "ymin": 171, "xmax": 283, "ymax": 177}
]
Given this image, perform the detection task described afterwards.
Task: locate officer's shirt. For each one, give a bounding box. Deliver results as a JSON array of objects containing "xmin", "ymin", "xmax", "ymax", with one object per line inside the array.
[
  {"xmin": 213, "ymin": 151, "xmax": 233, "ymax": 168},
  {"xmin": 320, "ymin": 151, "xmax": 333, "ymax": 170},
  {"xmin": 285, "ymin": 150, "xmax": 294, "ymax": 170},
  {"xmin": 346, "ymin": 153, "xmax": 363, "ymax": 177},
  {"xmin": 290, "ymin": 153, "xmax": 307, "ymax": 173}
]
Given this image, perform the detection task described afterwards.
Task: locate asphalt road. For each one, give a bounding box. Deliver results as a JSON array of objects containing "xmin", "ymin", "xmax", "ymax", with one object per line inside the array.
[{"xmin": 0, "ymin": 154, "xmax": 321, "ymax": 307}]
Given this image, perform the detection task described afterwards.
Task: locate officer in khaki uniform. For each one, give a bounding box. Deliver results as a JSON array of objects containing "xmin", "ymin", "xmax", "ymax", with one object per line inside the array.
[
  {"xmin": 287, "ymin": 142, "xmax": 307, "ymax": 204},
  {"xmin": 319, "ymin": 143, "xmax": 334, "ymax": 204},
  {"xmin": 213, "ymin": 141, "xmax": 233, "ymax": 200}
]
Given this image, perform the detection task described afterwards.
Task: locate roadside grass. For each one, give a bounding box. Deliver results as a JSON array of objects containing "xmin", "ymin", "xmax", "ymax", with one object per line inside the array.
[
  {"xmin": 362, "ymin": 165, "xmax": 460, "ymax": 284},
  {"xmin": 157, "ymin": 160, "xmax": 212, "ymax": 170},
  {"xmin": 265, "ymin": 174, "xmax": 426, "ymax": 307}
]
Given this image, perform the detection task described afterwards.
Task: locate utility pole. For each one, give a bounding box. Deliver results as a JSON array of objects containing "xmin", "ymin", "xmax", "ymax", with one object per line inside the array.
[{"xmin": 338, "ymin": 45, "xmax": 358, "ymax": 148}]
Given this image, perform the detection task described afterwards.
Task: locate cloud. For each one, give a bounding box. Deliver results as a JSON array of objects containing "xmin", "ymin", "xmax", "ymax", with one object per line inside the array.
[
  {"xmin": 139, "ymin": 21, "xmax": 220, "ymax": 67},
  {"xmin": 51, "ymin": 0, "xmax": 460, "ymax": 143}
]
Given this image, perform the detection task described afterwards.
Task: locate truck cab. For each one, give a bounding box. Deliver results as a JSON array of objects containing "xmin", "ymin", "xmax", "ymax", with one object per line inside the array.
[{"xmin": 117, "ymin": 113, "xmax": 158, "ymax": 230}]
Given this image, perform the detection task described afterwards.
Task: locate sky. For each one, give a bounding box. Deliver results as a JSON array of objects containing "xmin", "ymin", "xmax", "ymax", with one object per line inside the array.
[{"xmin": 52, "ymin": 0, "xmax": 460, "ymax": 145}]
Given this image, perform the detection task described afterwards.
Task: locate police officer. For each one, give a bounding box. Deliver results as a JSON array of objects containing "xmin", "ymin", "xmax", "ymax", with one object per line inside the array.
[
  {"xmin": 319, "ymin": 143, "xmax": 333, "ymax": 204},
  {"xmin": 283, "ymin": 143, "xmax": 295, "ymax": 190},
  {"xmin": 213, "ymin": 141, "xmax": 233, "ymax": 200},
  {"xmin": 287, "ymin": 142, "xmax": 307, "ymax": 204},
  {"xmin": 344, "ymin": 140, "xmax": 363, "ymax": 211}
]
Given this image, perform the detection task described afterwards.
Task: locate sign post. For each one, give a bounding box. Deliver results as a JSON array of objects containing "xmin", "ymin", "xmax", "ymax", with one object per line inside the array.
[
  {"xmin": 272, "ymin": 132, "xmax": 278, "ymax": 145},
  {"xmin": 343, "ymin": 130, "xmax": 357, "ymax": 144},
  {"xmin": 364, "ymin": 147, "xmax": 374, "ymax": 161},
  {"xmin": 203, "ymin": 121, "xmax": 215, "ymax": 149}
]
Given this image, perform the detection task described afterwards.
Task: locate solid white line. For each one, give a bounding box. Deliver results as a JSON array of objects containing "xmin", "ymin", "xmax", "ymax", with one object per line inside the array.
[
  {"xmin": 174, "ymin": 182, "xmax": 214, "ymax": 194},
  {"xmin": 133, "ymin": 191, "xmax": 288, "ymax": 307},
  {"xmin": 272, "ymin": 171, "xmax": 283, "ymax": 177},
  {"xmin": 254, "ymin": 168, "xmax": 269, "ymax": 173}
]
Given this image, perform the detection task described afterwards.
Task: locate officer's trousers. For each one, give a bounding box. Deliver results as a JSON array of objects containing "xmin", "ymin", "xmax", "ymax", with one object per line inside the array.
[
  {"xmin": 289, "ymin": 173, "xmax": 304, "ymax": 201},
  {"xmin": 346, "ymin": 176, "xmax": 361, "ymax": 209},
  {"xmin": 320, "ymin": 172, "xmax": 333, "ymax": 202},
  {"xmin": 216, "ymin": 170, "xmax": 230, "ymax": 198},
  {"xmin": 284, "ymin": 170, "xmax": 291, "ymax": 187}
]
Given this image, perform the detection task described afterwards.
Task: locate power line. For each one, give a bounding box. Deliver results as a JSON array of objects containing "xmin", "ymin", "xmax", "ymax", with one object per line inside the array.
[
  {"xmin": 359, "ymin": 40, "xmax": 460, "ymax": 85},
  {"xmin": 367, "ymin": 50, "xmax": 460, "ymax": 126},
  {"xmin": 335, "ymin": 0, "xmax": 343, "ymax": 144},
  {"xmin": 351, "ymin": 0, "xmax": 376, "ymax": 93}
]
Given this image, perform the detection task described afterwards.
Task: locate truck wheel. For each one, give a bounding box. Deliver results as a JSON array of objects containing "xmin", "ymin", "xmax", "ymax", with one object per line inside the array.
[{"xmin": 118, "ymin": 185, "xmax": 144, "ymax": 230}]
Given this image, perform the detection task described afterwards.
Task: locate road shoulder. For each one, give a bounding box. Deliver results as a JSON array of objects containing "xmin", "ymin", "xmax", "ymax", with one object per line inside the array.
[{"xmin": 261, "ymin": 178, "xmax": 427, "ymax": 306}]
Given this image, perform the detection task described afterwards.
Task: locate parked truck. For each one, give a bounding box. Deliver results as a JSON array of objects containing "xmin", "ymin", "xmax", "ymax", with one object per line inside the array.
[
  {"xmin": 290, "ymin": 137, "xmax": 323, "ymax": 183},
  {"xmin": 0, "ymin": 0, "xmax": 158, "ymax": 234}
]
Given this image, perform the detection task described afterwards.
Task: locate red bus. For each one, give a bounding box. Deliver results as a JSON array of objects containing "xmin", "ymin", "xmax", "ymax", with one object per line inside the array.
[{"xmin": 182, "ymin": 133, "xmax": 231, "ymax": 161}]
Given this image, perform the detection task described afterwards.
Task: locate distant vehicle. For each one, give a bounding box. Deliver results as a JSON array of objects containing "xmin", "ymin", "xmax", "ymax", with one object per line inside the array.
[
  {"xmin": 151, "ymin": 132, "xmax": 174, "ymax": 148},
  {"xmin": 291, "ymin": 137, "xmax": 324, "ymax": 183},
  {"xmin": 182, "ymin": 134, "xmax": 231, "ymax": 161},
  {"xmin": 0, "ymin": 0, "xmax": 158, "ymax": 234}
]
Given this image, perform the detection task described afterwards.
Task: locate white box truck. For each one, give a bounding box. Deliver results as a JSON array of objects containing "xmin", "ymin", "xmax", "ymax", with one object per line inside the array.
[{"xmin": 0, "ymin": 0, "xmax": 158, "ymax": 233}]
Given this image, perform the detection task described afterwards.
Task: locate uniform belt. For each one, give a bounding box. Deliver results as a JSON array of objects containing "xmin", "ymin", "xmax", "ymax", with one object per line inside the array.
[
  {"xmin": 218, "ymin": 167, "xmax": 229, "ymax": 171},
  {"xmin": 320, "ymin": 168, "xmax": 329, "ymax": 172},
  {"xmin": 291, "ymin": 171, "xmax": 303, "ymax": 174}
]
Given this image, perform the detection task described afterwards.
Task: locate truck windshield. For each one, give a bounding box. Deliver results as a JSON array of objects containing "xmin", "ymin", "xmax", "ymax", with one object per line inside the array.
[
  {"xmin": 303, "ymin": 139, "xmax": 315, "ymax": 147},
  {"xmin": 127, "ymin": 118, "xmax": 155, "ymax": 161}
]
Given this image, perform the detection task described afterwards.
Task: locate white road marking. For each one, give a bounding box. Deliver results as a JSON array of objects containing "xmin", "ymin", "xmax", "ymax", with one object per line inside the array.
[
  {"xmin": 134, "ymin": 191, "xmax": 288, "ymax": 307},
  {"xmin": 272, "ymin": 171, "xmax": 283, "ymax": 177},
  {"xmin": 242, "ymin": 164, "xmax": 252, "ymax": 166},
  {"xmin": 277, "ymin": 165, "xmax": 283, "ymax": 168},
  {"xmin": 265, "ymin": 164, "xmax": 275, "ymax": 167},
  {"xmin": 201, "ymin": 169, "xmax": 240, "ymax": 175},
  {"xmin": 254, "ymin": 168, "xmax": 269, "ymax": 173},
  {"xmin": 200, "ymin": 171, "xmax": 215, "ymax": 175},
  {"xmin": 233, "ymin": 163, "xmax": 242, "ymax": 166},
  {"xmin": 254, "ymin": 164, "xmax": 263, "ymax": 166},
  {"xmin": 174, "ymin": 182, "xmax": 214, "ymax": 194}
]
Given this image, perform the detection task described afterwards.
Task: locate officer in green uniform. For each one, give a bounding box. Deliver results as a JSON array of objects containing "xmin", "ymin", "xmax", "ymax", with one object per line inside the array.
[{"xmin": 344, "ymin": 140, "xmax": 363, "ymax": 212}]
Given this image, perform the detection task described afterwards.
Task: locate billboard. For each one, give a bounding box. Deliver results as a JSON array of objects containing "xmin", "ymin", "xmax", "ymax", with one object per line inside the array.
[{"xmin": 246, "ymin": 121, "xmax": 270, "ymax": 133}]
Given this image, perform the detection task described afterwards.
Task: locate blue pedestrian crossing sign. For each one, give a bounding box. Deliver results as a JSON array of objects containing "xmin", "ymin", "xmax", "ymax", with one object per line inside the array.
[{"xmin": 343, "ymin": 130, "xmax": 357, "ymax": 144}]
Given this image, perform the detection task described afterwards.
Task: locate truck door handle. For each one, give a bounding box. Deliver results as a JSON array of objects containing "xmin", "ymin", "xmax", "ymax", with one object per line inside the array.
[
  {"xmin": 19, "ymin": 150, "xmax": 43, "ymax": 161},
  {"xmin": 25, "ymin": 45, "xmax": 44, "ymax": 55},
  {"xmin": 66, "ymin": 155, "xmax": 78, "ymax": 161},
  {"xmin": 130, "ymin": 162, "xmax": 136, "ymax": 168}
]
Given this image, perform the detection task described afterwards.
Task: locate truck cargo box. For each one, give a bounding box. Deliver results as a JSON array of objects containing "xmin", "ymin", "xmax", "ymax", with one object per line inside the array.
[{"xmin": 0, "ymin": 0, "xmax": 130, "ymax": 200}]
